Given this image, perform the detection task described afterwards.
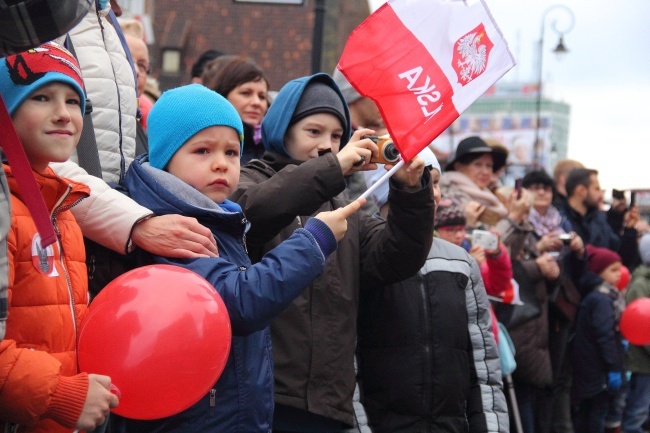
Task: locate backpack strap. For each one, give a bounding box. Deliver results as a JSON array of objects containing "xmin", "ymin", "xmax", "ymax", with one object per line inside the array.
[
  {"xmin": 106, "ymin": 9, "xmax": 142, "ymax": 119},
  {"xmin": 0, "ymin": 96, "xmax": 57, "ymax": 247},
  {"xmin": 64, "ymin": 34, "xmax": 104, "ymax": 179}
]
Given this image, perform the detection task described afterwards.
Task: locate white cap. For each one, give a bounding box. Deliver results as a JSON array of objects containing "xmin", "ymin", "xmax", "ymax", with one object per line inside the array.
[
  {"xmin": 332, "ymin": 68, "xmax": 362, "ymax": 104},
  {"xmin": 364, "ymin": 147, "xmax": 440, "ymax": 209}
]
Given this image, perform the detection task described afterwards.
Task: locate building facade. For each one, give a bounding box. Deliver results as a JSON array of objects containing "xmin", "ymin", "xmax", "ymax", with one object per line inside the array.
[
  {"xmin": 121, "ymin": 0, "xmax": 370, "ymax": 91},
  {"xmin": 431, "ymin": 82, "xmax": 571, "ymax": 179}
]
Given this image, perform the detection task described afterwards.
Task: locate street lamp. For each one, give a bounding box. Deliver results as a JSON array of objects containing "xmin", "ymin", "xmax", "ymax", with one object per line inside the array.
[
  {"xmin": 533, "ymin": 4, "xmax": 574, "ymax": 169},
  {"xmin": 311, "ymin": 0, "xmax": 326, "ymax": 74}
]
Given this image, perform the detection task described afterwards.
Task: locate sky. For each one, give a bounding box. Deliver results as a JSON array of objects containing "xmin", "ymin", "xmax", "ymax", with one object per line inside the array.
[{"xmin": 367, "ymin": 0, "xmax": 650, "ymax": 194}]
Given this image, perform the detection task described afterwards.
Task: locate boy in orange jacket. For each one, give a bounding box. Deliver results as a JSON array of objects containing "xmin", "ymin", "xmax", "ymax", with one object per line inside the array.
[{"xmin": 0, "ymin": 42, "xmax": 118, "ymax": 433}]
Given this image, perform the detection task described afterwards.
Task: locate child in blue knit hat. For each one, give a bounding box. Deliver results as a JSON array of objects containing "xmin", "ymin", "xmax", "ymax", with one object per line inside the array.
[{"xmin": 112, "ymin": 83, "xmax": 363, "ymax": 433}]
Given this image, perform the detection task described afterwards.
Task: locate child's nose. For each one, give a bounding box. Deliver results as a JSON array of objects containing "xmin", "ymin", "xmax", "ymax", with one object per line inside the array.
[
  {"xmin": 317, "ymin": 140, "xmax": 332, "ymax": 152},
  {"xmin": 54, "ymin": 100, "xmax": 72, "ymax": 122},
  {"xmin": 211, "ymin": 154, "xmax": 227, "ymax": 170}
]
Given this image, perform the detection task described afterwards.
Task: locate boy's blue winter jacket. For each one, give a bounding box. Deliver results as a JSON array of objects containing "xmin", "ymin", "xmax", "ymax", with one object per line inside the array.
[{"xmin": 112, "ymin": 154, "xmax": 328, "ymax": 433}]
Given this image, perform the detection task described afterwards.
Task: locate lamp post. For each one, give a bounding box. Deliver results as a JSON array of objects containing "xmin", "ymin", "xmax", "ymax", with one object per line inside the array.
[
  {"xmin": 533, "ymin": 4, "xmax": 574, "ymax": 169},
  {"xmin": 311, "ymin": 0, "xmax": 326, "ymax": 73}
]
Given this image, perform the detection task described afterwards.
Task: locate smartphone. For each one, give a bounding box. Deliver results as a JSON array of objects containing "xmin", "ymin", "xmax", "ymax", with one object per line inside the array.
[
  {"xmin": 558, "ymin": 233, "xmax": 573, "ymax": 245},
  {"xmin": 515, "ymin": 178, "xmax": 523, "ymax": 199},
  {"xmin": 470, "ymin": 230, "xmax": 499, "ymax": 250},
  {"xmin": 630, "ymin": 191, "xmax": 636, "ymax": 208}
]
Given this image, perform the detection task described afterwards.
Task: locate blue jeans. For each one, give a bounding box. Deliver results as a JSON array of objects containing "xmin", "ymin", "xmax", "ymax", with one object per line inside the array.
[{"xmin": 622, "ymin": 373, "xmax": 650, "ymax": 433}]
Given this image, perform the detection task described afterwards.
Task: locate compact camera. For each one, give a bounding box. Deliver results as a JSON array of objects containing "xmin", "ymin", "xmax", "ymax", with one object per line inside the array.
[
  {"xmin": 467, "ymin": 230, "xmax": 499, "ymax": 251},
  {"xmin": 363, "ymin": 135, "xmax": 401, "ymax": 165},
  {"xmin": 558, "ymin": 233, "xmax": 573, "ymax": 244}
]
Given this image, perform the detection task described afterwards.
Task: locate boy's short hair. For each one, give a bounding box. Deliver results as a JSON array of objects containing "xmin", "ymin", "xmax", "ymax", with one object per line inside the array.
[
  {"xmin": 147, "ymin": 83, "xmax": 244, "ymax": 170},
  {"xmin": 0, "ymin": 41, "xmax": 85, "ymax": 115}
]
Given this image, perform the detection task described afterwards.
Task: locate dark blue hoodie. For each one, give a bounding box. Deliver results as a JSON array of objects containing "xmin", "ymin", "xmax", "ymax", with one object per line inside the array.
[
  {"xmin": 262, "ymin": 73, "xmax": 352, "ymax": 156},
  {"xmin": 113, "ymin": 155, "xmax": 334, "ymax": 433}
]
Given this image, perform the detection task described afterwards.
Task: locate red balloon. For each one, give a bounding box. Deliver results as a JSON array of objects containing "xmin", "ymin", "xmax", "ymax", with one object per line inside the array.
[
  {"xmin": 78, "ymin": 265, "xmax": 231, "ymax": 420},
  {"xmin": 617, "ymin": 265, "xmax": 631, "ymax": 291},
  {"xmin": 620, "ymin": 298, "xmax": 650, "ymax": 346}
]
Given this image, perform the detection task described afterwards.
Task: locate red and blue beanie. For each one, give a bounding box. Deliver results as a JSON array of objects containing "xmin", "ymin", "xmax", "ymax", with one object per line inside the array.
[
  {"xmin": 148, "ymin": 84, "xmax": 244, "ymax": 170},
  {"xmin": 0, "ymin": 41, "xmax": 85, "ymax": 115}
]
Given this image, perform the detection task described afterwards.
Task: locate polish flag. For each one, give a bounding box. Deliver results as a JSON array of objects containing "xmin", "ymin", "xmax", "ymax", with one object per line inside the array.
[{"xmin": 337, "ymin": 0, "xmax": 515, "ymax": 162}]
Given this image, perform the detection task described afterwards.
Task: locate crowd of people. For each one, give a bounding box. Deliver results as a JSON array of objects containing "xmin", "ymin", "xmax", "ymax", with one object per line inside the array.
[{"xmin": 0, "ymin": 1, "xmax": 649, "ymax": 433}]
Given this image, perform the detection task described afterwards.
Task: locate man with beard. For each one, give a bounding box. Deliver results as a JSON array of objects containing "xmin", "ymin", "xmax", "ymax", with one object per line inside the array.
[{"xmin": 562, "ymin": 168, "xmax": 640, "ymax": 289}]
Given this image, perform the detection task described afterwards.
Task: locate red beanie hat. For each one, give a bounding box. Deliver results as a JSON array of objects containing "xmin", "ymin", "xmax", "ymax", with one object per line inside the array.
[{"xmin": 586, "ymin": 245, "xmax": 621, "ymax": 276}]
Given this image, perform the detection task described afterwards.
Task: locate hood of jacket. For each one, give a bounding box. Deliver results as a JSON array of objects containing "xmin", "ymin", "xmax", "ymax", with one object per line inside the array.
[
  {"xmin": 261, "ymin": 73, "xmax": 351, "ymax": 157},
  {"xmin": 123, "ymin": 154, "xmax": 248, "ymax": 235}
]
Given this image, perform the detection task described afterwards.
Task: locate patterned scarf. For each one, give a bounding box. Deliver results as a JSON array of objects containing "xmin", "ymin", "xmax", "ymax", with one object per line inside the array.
[
  {"xmin": 598, "ymin": 283, "xmax": 626, "ymax": 323},
  {"xmin": 528, "ymin": 205, "xmax": 564, "ymax": 237}
]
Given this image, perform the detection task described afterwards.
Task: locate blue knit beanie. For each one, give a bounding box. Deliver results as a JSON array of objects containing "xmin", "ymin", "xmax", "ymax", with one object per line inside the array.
[
  {"xmin": 0, "ymin": 41, "xmax": 86, "ymax": 115},
  {"xmin": 148, "ymin": 83, "xmax": 244, "ymax": 170}
]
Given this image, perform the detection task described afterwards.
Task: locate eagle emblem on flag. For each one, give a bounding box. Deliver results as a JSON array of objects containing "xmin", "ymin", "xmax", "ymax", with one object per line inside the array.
[{"xmin": 453, "ymin": 23, "xmax": 494, "ymax": 85}]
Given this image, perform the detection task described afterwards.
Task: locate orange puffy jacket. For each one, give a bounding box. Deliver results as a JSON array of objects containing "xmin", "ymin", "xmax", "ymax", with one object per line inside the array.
[{"xmin": 0, "ymin": 166, "xmax": 90, "ymax": 433}]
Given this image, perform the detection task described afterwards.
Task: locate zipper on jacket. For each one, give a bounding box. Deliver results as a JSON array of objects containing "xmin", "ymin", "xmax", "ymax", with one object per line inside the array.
[
  {"xmin": 209, "ymin": 388, "xmax": 216, "ymax": 416},
  {"xmin": 51, "ymin": 185, "xmax": 87, "ymax": 340},
  {"xmin": 241, "ymin": 217, "xmax": 248, "ymax": 254},
  {"xmin": 420, "ymin": 275, "xmax": 433, "ymax": 415}
]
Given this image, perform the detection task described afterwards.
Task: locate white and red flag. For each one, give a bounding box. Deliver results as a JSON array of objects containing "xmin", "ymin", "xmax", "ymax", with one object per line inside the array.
[{"xmin": 337, "ymin": 0, "xmax": 515, "ymax": 162}]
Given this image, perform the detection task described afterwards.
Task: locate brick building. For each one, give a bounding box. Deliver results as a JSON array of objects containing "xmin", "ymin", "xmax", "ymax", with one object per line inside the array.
[{"xmin": 138, "ymin": 0, "xmax": 370, "ymax": 91}]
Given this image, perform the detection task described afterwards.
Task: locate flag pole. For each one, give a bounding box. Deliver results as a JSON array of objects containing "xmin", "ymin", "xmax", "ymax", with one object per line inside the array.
[{"xmin": 357, "ymin": 160, "xmax": 405, "ymax": 201}]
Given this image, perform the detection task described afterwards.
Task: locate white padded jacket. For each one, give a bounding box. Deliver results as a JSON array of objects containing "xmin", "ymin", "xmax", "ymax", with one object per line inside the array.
[{"xmin": 66, "ymin": 1, "xmax": 138, "ymax": 184}]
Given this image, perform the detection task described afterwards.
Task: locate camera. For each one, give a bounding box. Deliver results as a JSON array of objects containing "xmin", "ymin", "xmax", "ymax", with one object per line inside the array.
[
  {"xmin": 558, "ymin": 233, "xmax": 572, "ymax": 244},
  {"xmin": 467, "ymin": 230, "xmax": 499, "ymax": 251},
  {"xmin": 363, "ymin": 134, "xmax": 401, "ymax": 165}
]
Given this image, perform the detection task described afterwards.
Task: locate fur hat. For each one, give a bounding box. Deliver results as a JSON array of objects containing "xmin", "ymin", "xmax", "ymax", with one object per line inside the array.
[
  {"xmin": 639, "ymin": 233, "xmax": 650, "ymax": 265},
  {"xmin": 148, "ymin": 84, "xmax": 243, "ymax": 170},
  {"xmin": 586, "ymin": 245, "xmax": 622, "ymax": 276},
  {"xmin": 0, "ymin": 41, "xmax": 85, "ymax": 115},
  {"xmin": 435, "ymin": 196, "xmax": 467, "ymax": 229},
  {"xmin": 290, "ymin": 80, "xmax": 347, "ymax": 130},
  {"xmin": 332, "ymin": 68, "xmax": 362, "ymax": 105}
]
